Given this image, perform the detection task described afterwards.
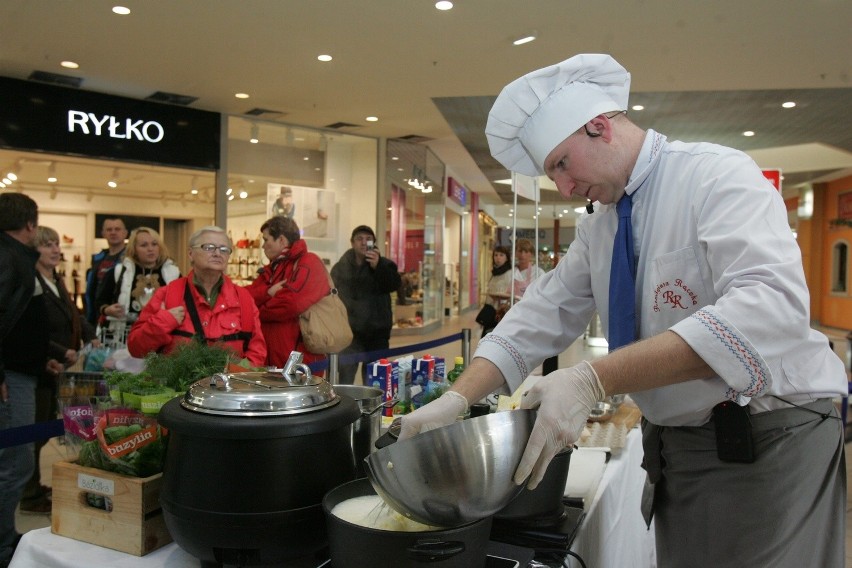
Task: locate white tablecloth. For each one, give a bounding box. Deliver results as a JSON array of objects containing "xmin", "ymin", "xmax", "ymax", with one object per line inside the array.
[
  {"xmin": 11, "ymin": 429, "xmax": 656, "ymax": 568},
  {"xmin": 568, "ymin": 427, "xmax": 657, "ymax": 568}
]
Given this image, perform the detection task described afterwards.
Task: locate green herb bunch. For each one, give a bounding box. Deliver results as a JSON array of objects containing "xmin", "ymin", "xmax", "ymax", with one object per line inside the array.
[{"xmin": 143, "ymin": 341, "xmax": 237, "ymax": 392}]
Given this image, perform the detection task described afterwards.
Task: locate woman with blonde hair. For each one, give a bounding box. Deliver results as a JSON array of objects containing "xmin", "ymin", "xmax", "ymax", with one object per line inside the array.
[{"xmin": 96, "ymin": 226, "xmax": 180, "ymax": 340}]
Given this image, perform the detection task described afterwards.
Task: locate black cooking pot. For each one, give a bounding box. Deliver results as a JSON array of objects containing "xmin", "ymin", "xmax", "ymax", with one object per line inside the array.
[
  {"xmin": 323, "ymin": 478, "xmax": 493, "ymax": 568},
  {"xmin": 494, "ymin": 447, "xmax": 571, "ymax": 521},
  {"xmin": 158, "ymin": 363, "xmax": 360, "ymax": 566}
]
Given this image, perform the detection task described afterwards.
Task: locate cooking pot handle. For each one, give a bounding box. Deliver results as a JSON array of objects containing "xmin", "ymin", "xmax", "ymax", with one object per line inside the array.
[
  {"xmin": 363, "ymin": 396, "xmax": 399, "ymax": 417},
  {"xmin": 407, "ymin": 540, "xmax": 465, "ymax": 562}
]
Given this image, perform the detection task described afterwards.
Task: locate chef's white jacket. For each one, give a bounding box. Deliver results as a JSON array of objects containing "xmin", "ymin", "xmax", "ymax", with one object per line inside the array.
[{"xmin": 477, "ymin": 131, "xmax": 847, "ymax": 426}]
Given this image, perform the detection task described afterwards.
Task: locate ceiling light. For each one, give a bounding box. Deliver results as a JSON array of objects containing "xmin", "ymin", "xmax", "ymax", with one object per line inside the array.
[
  {"xmin": 112, "ymin": 6, "xmax": 131, "ymax": 15},
  {"xmin": 512, "ymin": 32, "xmax": 537, "ymax": 46},
  {"xmin": 228, "ymin": 195, "xmax": 235, "ymax": 201},
  {"xmin": 632, "ymin": 105, "xmax": 645, "ymax": 111},
  {"xmin": 574, "ymin": 206, "xmax": 587, "ymax": 214},
  {"xmin": 6, "ymin": 172, "xmax": 17, "ymax": 181},
  {"xmin": 226, "ymin": 187, "xmax": 233, "ymax": 196},
  {"xmin": 235, "ymin": 93, "xmax": 250, "ymax": 99},
  {"xmin": 391, "ymin": 156, "xmax": 399, "ymax": 161},
  {"xmin": 191, "ymin": 189, "xmax": 199, "ymax": 195},
  {"xmin": 303, "ymin": 156, "xmax": 310, "ymax": 161},
  {"xmin": 60, "ymin": 61, "xmax": 79, "ymax": 69},
  {"xmin": 250, "ymin": 124, "xmax": 259, "ymax": 144},
  {"xmin": 48, "ymin": 176, "xmax": 57, "ymax": 183},
  {"xmin": 435, "ymin": 1, "xmax": 453, "ymax": 10},
  {"xmin": 742, "ymin": 131, "xmax": 755, "ymax": 137},
  {"xmin": 317, "ymin": 54, "xmax": 333, "ymax": 62},
  {"xmin": 239, "ymin": 191, "xmax": 248, "ymax": 199},
  {"xmin": 107, "ymin": 168, "xmax": 119, "ymax": 188},
  {"xmin": 0, "ymin": 181, "xmax": 7, "ymax": 188},
  {"xmin": 366, "ymin": 116, "xmax": 378, "ymax": 122},
  {"xmin": 782, "ymin": 101, "xmax": 796, "ymax": 109}
]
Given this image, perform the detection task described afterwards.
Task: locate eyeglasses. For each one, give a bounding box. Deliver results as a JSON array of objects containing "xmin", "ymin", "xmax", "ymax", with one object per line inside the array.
[{"xmin": 192, "ymin": 243, "xmax": 232, "ymax": 254}]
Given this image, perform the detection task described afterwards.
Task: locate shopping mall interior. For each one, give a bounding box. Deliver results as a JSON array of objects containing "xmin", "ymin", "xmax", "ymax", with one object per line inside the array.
[{"xmin": 2, "ymin": 2, "xmax": 852, "ymax": 565}]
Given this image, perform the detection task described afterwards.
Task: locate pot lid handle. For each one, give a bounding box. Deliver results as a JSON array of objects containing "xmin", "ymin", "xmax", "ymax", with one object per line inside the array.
[{"xmin": 281, "ymin": 351, "xmax": 312, "ymax": 385}]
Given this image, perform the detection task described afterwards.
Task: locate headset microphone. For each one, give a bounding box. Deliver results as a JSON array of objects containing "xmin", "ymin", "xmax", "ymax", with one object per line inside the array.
[{"xmin": 586, "ymin": 201, "xmax": 595, "ymax": 214}]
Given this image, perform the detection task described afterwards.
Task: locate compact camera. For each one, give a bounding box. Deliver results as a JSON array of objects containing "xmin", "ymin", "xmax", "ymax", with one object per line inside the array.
[{"xmin": 366, "ymin": 240, "xmax": 375, "ymax": 251}]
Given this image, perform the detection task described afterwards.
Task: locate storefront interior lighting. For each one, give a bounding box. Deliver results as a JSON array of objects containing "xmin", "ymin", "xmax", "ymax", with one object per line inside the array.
[
  {"xmin": 435, "ymin": 1, "xmax": 453, "ymax": 10},
  {"xmin": 250, "ymin": 124, "xmax": 259, "ymax": 144},
  {"xmin": 235, "ymin": 93, "xmax": 250, "ymax": 99},
  {"xmin": 60, "ymin": 61, "xmax": 79, "ymax": 69},
  {"xmin": 112, "ymin": 6, "xmax": 131, "ymax": 15},
  {"xmin": 366, "ymin": 116, "xmax": 378, "ymax": 122},
  {"xmin": 782, "ymin": 101, "xmax": 796, "ymax": 109},
  {"xmin": 226, "ymin": 187, "xmax": 233, "ymax": 196},
  {"xmin": 632, "ymin": 105, "xmax": 645, "ymax": 111},
  {"xmin": 317, "ymin": 54, "xmax": 333, "ymax": 62},
  {"xmin": 742, "ymin": 131, "xmax": 755, "ymax": 137},
  {"xmin": 190, "ymin": 176, "xmax": 198, "ymax": 195},
  {"xmin": 1, "ymin": 178, "xmax": 11, "ymax": 186},
  {"xmin": 47, "ymin": 161, "xmax": 57, "ymax": 183},
  {"xmin": 239, "ymin": 190, "xmax": 248, "ymax": 199}
]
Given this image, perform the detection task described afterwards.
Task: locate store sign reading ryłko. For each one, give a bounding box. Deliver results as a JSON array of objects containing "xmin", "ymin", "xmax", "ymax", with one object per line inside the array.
[
  {"xmin": 0, "ymin": 76, "xmax": 220, "ymax": 170},
  {"xmin": 67, "ymin": 111, "xmax": 165, "ymax": 143}
]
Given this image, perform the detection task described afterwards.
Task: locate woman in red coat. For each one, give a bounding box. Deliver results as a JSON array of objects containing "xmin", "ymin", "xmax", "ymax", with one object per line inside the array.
[
  {"xmin": 127, "ymin": 226, "xmax": 267, "ymax": 366},
  {"xmin": 246, "ymin": 216, "xmax": 330, "ymax": 369}
]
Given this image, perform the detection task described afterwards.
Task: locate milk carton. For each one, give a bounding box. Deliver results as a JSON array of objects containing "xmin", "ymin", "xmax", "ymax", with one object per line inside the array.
[
  {"xmin": 410, "ymin": 354, "xmax": 447, "ymax": 410},
  {"xmin": 367, "ymin": 359, "xmax": 399, "ymax": 417}
]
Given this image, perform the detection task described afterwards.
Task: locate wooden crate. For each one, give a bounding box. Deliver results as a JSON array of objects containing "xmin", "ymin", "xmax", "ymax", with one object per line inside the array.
[{"xmin": 51, "ymin": 460, "xmax": 172, "ymax": 556}]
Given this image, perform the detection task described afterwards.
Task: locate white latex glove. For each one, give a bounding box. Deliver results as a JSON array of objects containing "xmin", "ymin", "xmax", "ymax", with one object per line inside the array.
[
  {"xmin": 398, "ymin": 391, "xmax": 468, "ymax": 441},
  {"xmin": 515, "ymin": 361, "xmax": 605, "ymax": 489}
]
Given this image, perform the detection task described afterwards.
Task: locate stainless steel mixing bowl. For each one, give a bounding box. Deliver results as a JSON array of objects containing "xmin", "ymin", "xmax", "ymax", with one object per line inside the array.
[{"xmin": 364, "ymin": 409, "xmax": 536, "ymax": 527}]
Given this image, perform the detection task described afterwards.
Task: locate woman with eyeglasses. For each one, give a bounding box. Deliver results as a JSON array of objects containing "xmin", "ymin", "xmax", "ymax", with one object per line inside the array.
[
  {"xmin": 96, "ymin": 226, "xmax": 180, "ymax": 343},
  {"xmin": 245, "ymin": 216, "xmax": 330, "ymax": 371},
  {"xmin": 127, "ymin": 226, "xmax": 266, "ymax": 366}
]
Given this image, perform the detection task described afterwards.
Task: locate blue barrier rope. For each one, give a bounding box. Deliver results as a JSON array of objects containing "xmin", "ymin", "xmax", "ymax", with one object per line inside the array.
[
  {"xmin": 0, "ymin": 419, "xmax": 64, "ymax": 450},
  {"xmin": 0, "ymin": 331, "xmax": 468, "ymax": 448}
]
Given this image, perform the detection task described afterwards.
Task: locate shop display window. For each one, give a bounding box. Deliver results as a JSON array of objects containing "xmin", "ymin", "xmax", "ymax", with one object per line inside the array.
[{"xmin": 224, "ymin": 116, "xmax": 379, "ymax": 282}]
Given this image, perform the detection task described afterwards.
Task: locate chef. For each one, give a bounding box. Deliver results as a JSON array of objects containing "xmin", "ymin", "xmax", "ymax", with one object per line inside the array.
[{"xmin": 399, "ymin": 53, "xmax": 847, "ymax": 567}]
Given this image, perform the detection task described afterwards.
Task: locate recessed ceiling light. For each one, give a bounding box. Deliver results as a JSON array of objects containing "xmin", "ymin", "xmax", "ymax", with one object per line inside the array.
[
  {"xmin": 317, "ymin": 54, "xmax": 333, "ymax": 62},
  {"xmin": 60, "ymin": 61, "xmax": 79, "ymax": 69},
  {"xmin": 366, "ymin": 116, "xmax": 378, "ymax": 122},
  {"xmin": 782, "ymin": 101, "xmax": 796, "ymax": 109},
  {"xmin": 7, "ymin": 173, "xmax": 17, "ymax": 181},
  {"xmin": 512, "ymin": 33, "xmax": 537, "ymax": 46},
  {"xmin": 191, "ymin": 189, "xmax": 199, "ymax": 195},
  {"xmin": 742, "ymin": 131, "xmax": 755, "ymax": 137},
  {"xmin": 391, "ymin": 156, "xmax": 399, "ymax": 160},
  {"xmin": 435, "ymin": 1, "xmax": 453, "ymax": 10},
  {"xmin": 632, "ymin": 105, "xmax": 644, "ymax": 111},
  {"xmin": 239, "ymin": 191, "xmax": 248, "ymax": 199},
  {"xmin": 48, "ymin": 177, "xmax": 57, "ymax": 183},
  {"xmin": 112, "ymin": 6, "xmax": 130, "ymax": 15},
  {"xmin": 235, "ymin": 93, "xmax": 250, "ymax": 99}
]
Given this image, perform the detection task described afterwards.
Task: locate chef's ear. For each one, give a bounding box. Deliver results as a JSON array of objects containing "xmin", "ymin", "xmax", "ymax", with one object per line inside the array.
[{"xmin": 584, "ymin": 115, "xmax": 612, "ymax": 141}]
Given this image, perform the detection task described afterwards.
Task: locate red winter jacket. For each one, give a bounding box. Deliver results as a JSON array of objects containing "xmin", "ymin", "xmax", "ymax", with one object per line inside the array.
[
  {"xmin": 127, "ymin": 272, "xmax": 267, "ymax": 367},
  {"xmin": 245, "ymin": 239, "xmax": 329, "ymax": 369}
]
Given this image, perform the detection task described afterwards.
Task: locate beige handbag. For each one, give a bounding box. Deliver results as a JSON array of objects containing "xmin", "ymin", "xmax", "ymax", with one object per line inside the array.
[{"xmin": 294, "ymin": 260, "xmax": 353, "ymax": 354}]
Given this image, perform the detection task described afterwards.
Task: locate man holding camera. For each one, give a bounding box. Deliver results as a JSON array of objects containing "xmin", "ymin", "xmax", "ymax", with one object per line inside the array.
[{"xmin": 331, "ymin": 225, "xmax": 401, "ymax": 385}]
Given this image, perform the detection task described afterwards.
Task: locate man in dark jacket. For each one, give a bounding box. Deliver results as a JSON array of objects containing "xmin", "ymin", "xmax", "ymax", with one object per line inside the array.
[
  {"xmin": 0, "ymin": 193, "xmax": 57, "ymax": 567},
  {"xmin": 84, "ymin": 216, "xmax": 127, "ymax": 325},
  {"xmin": 331, "ymin": 225, "xmax": 401, "ymax": 385}
]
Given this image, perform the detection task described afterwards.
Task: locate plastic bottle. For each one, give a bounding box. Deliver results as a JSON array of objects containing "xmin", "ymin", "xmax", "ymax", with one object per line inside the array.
[{"xmin": 446, "ymin": 356, "xmax": 465, "ymax": 384}]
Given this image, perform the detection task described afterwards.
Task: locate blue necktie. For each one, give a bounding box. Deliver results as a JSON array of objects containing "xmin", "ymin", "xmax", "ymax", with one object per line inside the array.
[{"xmin": 608, "ymin": 193, "xmax": 636, "ymax": 351}]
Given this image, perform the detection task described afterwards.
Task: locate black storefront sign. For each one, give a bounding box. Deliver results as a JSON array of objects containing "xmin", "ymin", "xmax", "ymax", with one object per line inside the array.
[{"xmin": 0, "ymin": 76, "xmax": 220, "ymax": 170}]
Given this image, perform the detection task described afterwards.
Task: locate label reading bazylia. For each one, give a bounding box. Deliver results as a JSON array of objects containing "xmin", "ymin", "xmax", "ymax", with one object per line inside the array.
[{"xmin": 77, "ymin": 473, "xmax": 115, "ymax": 496}]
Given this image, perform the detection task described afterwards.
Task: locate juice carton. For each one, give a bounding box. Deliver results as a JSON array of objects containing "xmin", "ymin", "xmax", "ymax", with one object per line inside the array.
[{"xmin": 367, "ymin": 359, "xmax": 399, "ymax": 417}]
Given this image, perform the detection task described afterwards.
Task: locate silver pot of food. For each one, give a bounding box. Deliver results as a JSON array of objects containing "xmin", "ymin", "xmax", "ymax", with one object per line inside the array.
[{"xmin": 333, "ymin": 384, "xmax": 384, "ymax": 477}]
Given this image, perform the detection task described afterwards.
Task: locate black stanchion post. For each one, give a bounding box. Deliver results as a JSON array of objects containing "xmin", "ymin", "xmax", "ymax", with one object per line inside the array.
[{"xmin": 462, "ymin": 328, "xmax": 471, "ymax": 367}]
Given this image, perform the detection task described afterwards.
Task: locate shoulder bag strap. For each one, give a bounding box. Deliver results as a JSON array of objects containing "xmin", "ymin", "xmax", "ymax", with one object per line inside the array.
[{"xmin": 182, "ymin": 280, "xmax": 205, "ymax": 342}]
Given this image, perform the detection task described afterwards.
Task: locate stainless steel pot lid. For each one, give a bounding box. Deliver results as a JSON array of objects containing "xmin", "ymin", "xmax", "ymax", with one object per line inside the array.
[{"xmin": 181, "ymin": 352, "xmax": 339, "ymax": 416}]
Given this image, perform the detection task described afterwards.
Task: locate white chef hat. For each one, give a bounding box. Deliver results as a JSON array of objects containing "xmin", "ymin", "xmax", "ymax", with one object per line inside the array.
[{"xmin": 486, "ymin": 53, "xmax": 631, "ymax": 177}]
